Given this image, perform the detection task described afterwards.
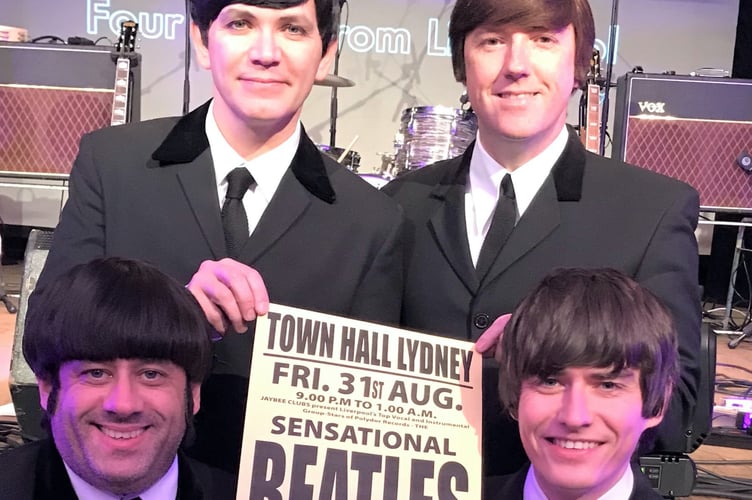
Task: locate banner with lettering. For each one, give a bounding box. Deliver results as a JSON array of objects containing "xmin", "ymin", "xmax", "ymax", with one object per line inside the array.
[{"xmin": 236, "ymin": 303, "xmax": 482, "ymax": 499}]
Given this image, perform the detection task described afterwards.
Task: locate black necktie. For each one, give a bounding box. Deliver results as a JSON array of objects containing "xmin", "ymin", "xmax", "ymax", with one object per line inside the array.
[
  {"xmin": 222, "ymin": 167, "xmax": 254, "ymax": 258},
  {"xmin": 476, "ymin": 174, "xmax": 517, "ymax": 278}
]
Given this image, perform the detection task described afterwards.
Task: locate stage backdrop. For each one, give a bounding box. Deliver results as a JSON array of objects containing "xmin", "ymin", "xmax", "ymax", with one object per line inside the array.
[{"xmin": 0, "ymin": 0, "xmax": 741, "ymax": 172}]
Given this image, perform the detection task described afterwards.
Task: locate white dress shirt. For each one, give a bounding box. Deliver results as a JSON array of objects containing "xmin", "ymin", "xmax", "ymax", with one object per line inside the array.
[
  {"xmin": 205, "ymin": 101, "xmax": 300, "ymax": 237},
  {"xmin": 465, "ymin": 126, "xmax": 569, "ymax": 265},
  {"xmin": 65, "ymin": 456, "xmax": 179, "ymax": 500},
  {"xmin": 524, "ymin": 463, "xmax": 635, "ymax": 500}
]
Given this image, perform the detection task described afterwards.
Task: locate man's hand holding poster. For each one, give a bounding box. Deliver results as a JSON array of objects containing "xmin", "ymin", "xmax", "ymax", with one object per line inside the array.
[{"xmin": 236, "ymin": 304, "xmax": 482, "ymax": 499}]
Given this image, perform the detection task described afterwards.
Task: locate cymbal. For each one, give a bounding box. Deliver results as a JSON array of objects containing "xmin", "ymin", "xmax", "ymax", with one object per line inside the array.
[{"xmin": 314, "ymin": 74, "xmax": 355, "ymax": 88}]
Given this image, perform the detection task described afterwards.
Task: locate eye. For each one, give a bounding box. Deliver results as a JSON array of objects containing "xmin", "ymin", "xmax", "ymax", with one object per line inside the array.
[
  {"xmin": 80, "ymin": 368, "xmax": 110, "ymax": 383},
  {"xmin": 227, "ymin": 19, "xmax": 249, "ymax": 30},
  {"xmin": 599, "ymin": 380, "xmax": 622, "ymax": 391},
  {"xmin": 534, "ymin": 34, "xmax": 557, "ymax": 46},
  {"xmin": 141, "ymin": 369, "xmax": 165, "ymax": 382},
  {"xmin": 284, "ymin": 24, "xmax": 308, "ymax": 36},
  {"xmin": 481, "ymin": 35, "xmax": 503, "ymax": 47},
  {"xmin": 531, "ymin": 376, "xmax": 560, "ymax": 391}
]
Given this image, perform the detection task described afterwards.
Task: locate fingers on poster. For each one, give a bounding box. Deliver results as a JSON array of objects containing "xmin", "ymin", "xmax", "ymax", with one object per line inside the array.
[{"xmin": 237, "ymin": 304, "xmax": 483, "ymax": 499}]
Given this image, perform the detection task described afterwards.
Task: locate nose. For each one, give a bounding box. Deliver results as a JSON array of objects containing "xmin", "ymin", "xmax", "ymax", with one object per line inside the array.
[
  {"xmin": 102, "ymin": 376, "xmax": 143, "ymax": 415},
  {"xmin": 557, "ymin": 385, "xmax": 593, "ymax": 428},
  {"xmin": 249, "ymin": 28, "xmax": 281, "ymax": 68},
  {"xmin": 503, "ymin": 35, "xmax": 531, "ymax": 80}
]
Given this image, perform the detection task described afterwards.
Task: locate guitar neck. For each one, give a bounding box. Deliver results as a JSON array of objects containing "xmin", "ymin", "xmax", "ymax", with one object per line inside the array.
[
  {"xmin": 581, "ymin": 83, "xmax": 601, "ymax": 154},
  {"xmin": 110, "ymin": 56, "xmax": 131, "ymax": 126}
]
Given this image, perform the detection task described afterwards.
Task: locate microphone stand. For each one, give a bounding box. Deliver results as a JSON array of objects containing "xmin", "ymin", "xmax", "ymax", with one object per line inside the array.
[
  {"xmin": 599, "ymin": 0, "xmax": 619, "ymax": 156},
  {"xmin": 182, "ymin": 0, "xmax": 191, "ymax": 115},
  {"xmin": 329, "ymin": 1, "xmax": 346, "ymax": 148}
]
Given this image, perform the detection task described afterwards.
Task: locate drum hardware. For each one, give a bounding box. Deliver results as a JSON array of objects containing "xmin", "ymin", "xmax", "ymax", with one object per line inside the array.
[
  {"xmin": 376, "ymin": 152, "xmax": 397, "ymax": 180},
  {"xmin": 313, "ymin": 74, "xmax": 355, "ymax": 88},
  {"xmin": 317, "ymin": 144, "xmax": 361, "ymax": 172},
  {"xmin": 336, "ymin": 135, "xmax": 359, "ymax": 163},
  {"xmin": 323, "ymin": 0, "xmax": 352, "ymax": 150},
  {"xmin": 358, "ymin": 172, "xmax": 390, "ymax": 189},
  {"xmin": 459, "ymin": 89, "xmax": 470, "ymax": 107}
]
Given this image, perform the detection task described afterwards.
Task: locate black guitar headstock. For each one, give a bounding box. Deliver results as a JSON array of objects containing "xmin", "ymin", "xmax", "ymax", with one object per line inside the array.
[{"xmin": 115, "ymin": 20, "xmax": 138, "ymax": 54}]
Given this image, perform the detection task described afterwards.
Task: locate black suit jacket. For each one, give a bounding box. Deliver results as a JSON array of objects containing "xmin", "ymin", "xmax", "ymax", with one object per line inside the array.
[
  {"xmin": 0, "ymin": 439, "xmax": 236, "ymax": 499},
  {"xmin": 383, "ymin": 129, "xmax": 701, "ymax": 475},
  {"xmin": 35, "ymin": 101, "xmax": 406, "ymax": 472},
  {"xmin": 484, "ymin": 463, "xmax": 663, "ymax": 499}
]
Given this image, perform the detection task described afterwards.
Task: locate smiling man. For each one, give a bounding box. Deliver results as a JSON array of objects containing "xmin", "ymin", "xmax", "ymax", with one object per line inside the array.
[
  {"xmin": 34, "ymin": 0, "xmax": 404, "ymax": 474},
  {"xmin": 382, "ymin": 0, "xmax": 700, "ymax": 476},
  {"xmin": 0, "ymin": 258, "xmax": 235, "ymax": 499},
  {"xmin": 488, "ymin": 268, "xmax": 677, "ymax": 499}
]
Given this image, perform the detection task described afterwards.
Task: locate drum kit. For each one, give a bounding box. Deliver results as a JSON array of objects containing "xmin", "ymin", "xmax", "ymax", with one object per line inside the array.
[{"xmin": 315, "ymin": 74, "xmax": 477, "ymax": 188}]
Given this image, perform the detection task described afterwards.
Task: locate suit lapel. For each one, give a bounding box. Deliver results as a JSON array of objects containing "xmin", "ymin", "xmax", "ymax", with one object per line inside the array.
[
  {"xmin": 176, "ymin": 453, "xmax": 205, "ymax": 500},
  {"xmin": 480, "ymin": 176, "xmax": 560, "ymax": 285},
  {"xmin": 175, "ymin": 150, "xmax": 225, "ymax": 259},
  {"xmin": 428, "ymin": 147, "xmax": 479, "ymax": 293},
  {"xmin": 33, "ymin": 440, "xmax": 78, "ymax": 500},
  {"xmin": 238, "ymin": 130, "xmax": 334, "ymax": 263},
  {"xmin": 241, "ymin": 167, "xmax": 311, "ymax": 263},
  {"xmin": 151, "ymin": 105, "xmax": 338, "ymax": 263},
  {"xmin": 480, "ymin": 128, "xmax": 586, "ymax": 288},
  {"xmin": 152, "ymin": 101, "xmax": 225, "ymax": 259}
]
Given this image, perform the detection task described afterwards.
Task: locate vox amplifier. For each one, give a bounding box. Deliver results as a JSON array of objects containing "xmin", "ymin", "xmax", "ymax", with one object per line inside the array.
[
  {"xmin": 612, "ymin": 73, "xmax": 752, "ymax": 211},
  {"xmin": 0, "ymin": 42, "xmax": 141, "ymax": 177}
]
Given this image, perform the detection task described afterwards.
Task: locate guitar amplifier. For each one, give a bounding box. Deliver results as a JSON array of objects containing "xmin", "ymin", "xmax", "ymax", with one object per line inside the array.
[
  {"xmin": 9, "ymin": 229, "xmax": 52, "ymax": 441},
  {"xmin": 0, "ymin": 41, "xmax": 141, "ymax": 177},
  {"xmin": 612, "ymin": 73, "xmax": 752, "ymax": 211}
]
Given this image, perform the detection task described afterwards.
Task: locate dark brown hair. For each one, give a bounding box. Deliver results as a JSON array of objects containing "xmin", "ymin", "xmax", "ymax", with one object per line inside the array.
[
  {"xmin": 498, "ymin": 268, "xmax": 678, "ymax": 420},
  {"xmin": 24, "ymin": 257, "xmax": 213, "ymax": 387},
  {"xmin": 449, "ymin": 0, "xmax": 595, "ymax": 86},
  {"xmin": 190, "ymin": 0, "xmax": 338, "ymax": 54}
]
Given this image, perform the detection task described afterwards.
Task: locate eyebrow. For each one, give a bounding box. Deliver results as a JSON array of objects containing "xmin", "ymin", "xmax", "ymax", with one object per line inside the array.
[
  {"xmin": 219, "ymin": 6, "xmax": 313, "ymax": 24},
  {"xmin": 591, "ymin": 368, "xmax": 636, "ymax": 380}
]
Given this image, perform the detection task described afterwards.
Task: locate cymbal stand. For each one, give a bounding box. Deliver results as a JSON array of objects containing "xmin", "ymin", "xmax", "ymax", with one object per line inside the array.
[{"xmin": 329, "ymin": 0, "xmax": 346, "ymax": 148}]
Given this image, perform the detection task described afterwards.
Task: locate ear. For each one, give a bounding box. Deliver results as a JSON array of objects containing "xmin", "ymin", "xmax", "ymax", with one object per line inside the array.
[
  {"xmin": 190, "ymin": 383, "xmax": 201, "ymax": 415},
  {"xmin": 570, "ymin": 77, "xmax": 582, "ymax": 96},
  {"xmin": 315, "ymin": 40, "xmax": 338, "ymax": 82},
  {"xmin": 37, "ymin": 377, "xmax": 52, "ymax": 411},
  {"xmin": 190, "ymin": 22, "xmax": 211, "ymax": 70},
  {"xmin": 643, "ymin": 398, "xmax": 668, "ymax": 431}
]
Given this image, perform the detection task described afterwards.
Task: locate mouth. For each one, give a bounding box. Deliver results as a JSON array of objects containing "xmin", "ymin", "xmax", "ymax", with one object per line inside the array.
[
  {"xmin": 547, "ymin": 438, "xmax": 602, "ymax": 450},
  {"xmin": 240, "ymin": 77, "xmax": 285, "ymax": 85},
  {"xmin": 96, "ymin": 424, "xmax": 148, "ymax": 440},
  {"xmin": 498, "ymin": 92, "xmax": 539, "ymax": 100}
]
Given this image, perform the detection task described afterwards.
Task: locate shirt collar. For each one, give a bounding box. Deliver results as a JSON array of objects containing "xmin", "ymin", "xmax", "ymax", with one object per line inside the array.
[
  {"xmin": 525, "ymin": 463, "xmax": 635, "ymax": 500},
  {"xmin": 64, "ymin": 456, "xmax": 179, "ymax": 500},
  {"xmin": 469, "ymin": 125, "xmax": 569, "ymax": 218},
  {"xmin": 205, "ymin": 100, "xmax": 300, "ymax": 203}
]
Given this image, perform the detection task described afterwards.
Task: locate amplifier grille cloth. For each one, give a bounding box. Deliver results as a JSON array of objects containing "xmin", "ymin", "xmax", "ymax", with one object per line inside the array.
[
  {"xmin": 625, "ymin": 117, "xmax": 752, "ymax": 209},
  {"xmin": 0, "ymin": 85, "xmax": 112, "ymax": 175}
]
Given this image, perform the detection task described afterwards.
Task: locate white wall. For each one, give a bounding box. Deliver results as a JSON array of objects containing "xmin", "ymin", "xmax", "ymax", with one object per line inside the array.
[{"xmin": 0, "ymin": 0, "xmax": 741, "ymax": 171}]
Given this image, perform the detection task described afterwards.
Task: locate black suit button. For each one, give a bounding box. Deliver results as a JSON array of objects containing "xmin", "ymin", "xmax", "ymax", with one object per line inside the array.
[{"xmin": 474, "ymin": 313, "xmax": 490, "ymax": 329}]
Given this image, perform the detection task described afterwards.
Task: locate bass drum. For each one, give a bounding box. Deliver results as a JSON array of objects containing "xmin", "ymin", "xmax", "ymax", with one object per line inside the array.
[{"xmin": 393, "ymin": 106, "xmax": 477, "ymax": 176}]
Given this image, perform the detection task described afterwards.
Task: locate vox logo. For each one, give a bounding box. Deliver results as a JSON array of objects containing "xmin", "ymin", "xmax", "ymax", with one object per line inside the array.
[{"xmin": 638, "ymin": 101, "xmax": 666, "ymax": 113}]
